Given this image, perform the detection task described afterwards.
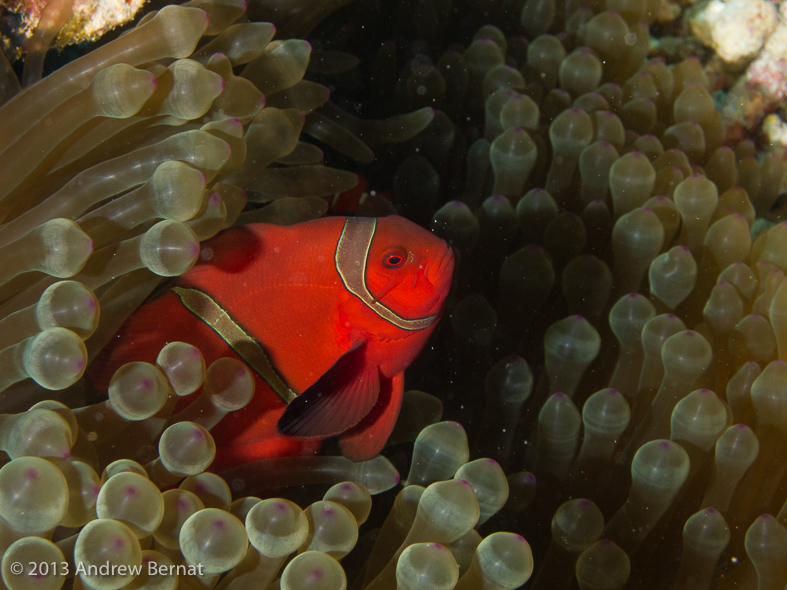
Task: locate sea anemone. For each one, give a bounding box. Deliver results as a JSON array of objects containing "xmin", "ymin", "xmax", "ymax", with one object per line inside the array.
[{"xmin": 2, "ymin": 0, "xmax": 787, "ymax": 588}]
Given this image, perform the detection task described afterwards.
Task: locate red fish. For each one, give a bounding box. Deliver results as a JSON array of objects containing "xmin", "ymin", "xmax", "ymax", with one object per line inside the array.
[
  {"xmin": 89, "ymin": 215, "xmax": 454, "ymax": 469},
  {"xmin": 324, "ymin": 174, "xmax": 391, "ymax": 214}
]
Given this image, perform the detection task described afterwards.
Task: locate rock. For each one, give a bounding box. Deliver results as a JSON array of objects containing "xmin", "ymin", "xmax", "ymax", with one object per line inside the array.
[{"xmin": 688, "ymin": 0, "xmax": 779, "ymax": 67}]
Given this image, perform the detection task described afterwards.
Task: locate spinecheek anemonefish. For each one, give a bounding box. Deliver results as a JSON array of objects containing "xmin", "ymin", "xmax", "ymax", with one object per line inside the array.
[{"xmin": 88, "ymin": 215, "xmax": 455, "ymax": 469}]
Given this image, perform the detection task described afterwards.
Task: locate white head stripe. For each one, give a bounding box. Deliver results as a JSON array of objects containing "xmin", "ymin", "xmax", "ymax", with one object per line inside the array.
[{"xmin": 334, "ymin": 217, "xmax": 438, "ymax": 331}]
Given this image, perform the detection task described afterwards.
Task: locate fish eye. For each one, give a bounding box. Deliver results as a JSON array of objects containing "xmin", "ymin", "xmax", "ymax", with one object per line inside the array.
[{"xmin": 382, "ymin": 247, "xmax": 407, "ymax": 268}]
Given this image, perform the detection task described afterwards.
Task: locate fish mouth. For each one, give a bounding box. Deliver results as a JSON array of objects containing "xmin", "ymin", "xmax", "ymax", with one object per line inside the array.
[{"xmin": 425, "ymin": 242, "xmax": 455, "ymax": 287}]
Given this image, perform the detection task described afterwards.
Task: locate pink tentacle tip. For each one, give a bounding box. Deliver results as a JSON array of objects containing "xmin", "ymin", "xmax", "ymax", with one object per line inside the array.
[
  {"xmin": 25, "ymin": 467, "xmax": 40, "ymax": 482},
  {"xmin": 308, "ymin": 568, "xmax": 325, "ymax": 582},
  {"xmin": 598, "ymin": 539, "xmax": 615, "ymax": 547},
  {"xmin": 212, "ymin": 518, "xmax": 227, "ymax": 531},
  {"xmin": 59, "ymin": 448, "xmax": 70, "ymax": 461},
  {"xmin": 393, "ymin": 472, "xmax": 401, "ymax": 485},
  {"xmin": 657, "ymin": 440, "xmax": 672, "ymax": 450},
  {"xmin": 75, "ymin": 357, "xmax": 86, "ymax": 371},
  {"xmin": 322, "ymin": 505, "xmax": 336, "ymax": 516},
  {"xmin": 189, "ymin": 243, "xmax": 201, "ymax": 258}
]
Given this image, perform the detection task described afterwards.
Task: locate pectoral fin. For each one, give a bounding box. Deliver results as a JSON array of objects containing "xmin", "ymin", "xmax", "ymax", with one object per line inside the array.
[
  {"xmin": 277, "ymin": 342, "xmax": 380, "ymax": 438},
  {"xmin": 339, "ymin": 372, "xmax": 405, "ymax": 461}
]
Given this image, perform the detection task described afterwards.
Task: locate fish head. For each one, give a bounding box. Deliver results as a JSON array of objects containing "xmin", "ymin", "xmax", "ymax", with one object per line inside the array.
[
  {"xmin": 364, "ymin": 215, "xmax": 454, "ymax": 323},
  {"xmin": 275, "ymin": 216, "xmax": 454, "ymax": 454}
]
